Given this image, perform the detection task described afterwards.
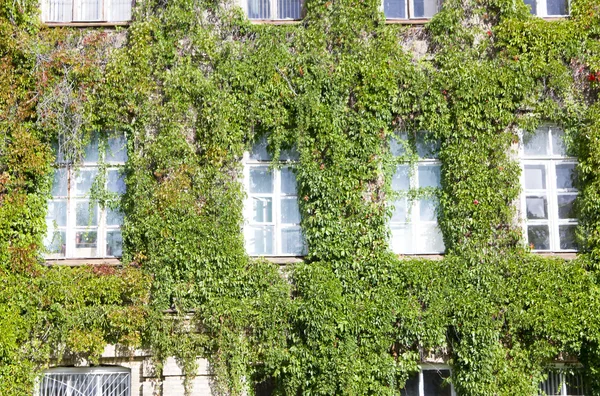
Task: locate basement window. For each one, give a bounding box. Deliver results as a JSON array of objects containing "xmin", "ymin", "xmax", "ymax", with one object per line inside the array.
[
  {"xmin": 244, "ymin": 137, "xmax": 306, "ymax": 256},
  {"xmin": 39, "ymin": 366, "xmax": 131, "ymax": 396},
  {"xmin": 520, "ymin": 126, "xmax": 578, "ymax": 252},
  {"xmin": 44, "ymin": 134, "xmax": 127, "ymax": 259},
  {"xmin": 539, "ymin": 367, "xmax": 588, "ymax": 396},
  {"xmin": 42, "ymin": 0, "xmax": 132, "ymax": 23},
  {"xmin": 401, "ymin": 365, "xmax": 455, "ymax": 396},
  {"xmin": 384, "ymin": 0, "xmax": 440, "ymax": 19},
  {"xmin": 523, "ymin": 0, "xmax": 569, "ymax": 16},
  {"xmin": 243, "ymin": 0, "xmax": 304, "ymax": 20},
  {"xmin": 390, "ymin": 132, "xmax": 445, "ymax": 255}
]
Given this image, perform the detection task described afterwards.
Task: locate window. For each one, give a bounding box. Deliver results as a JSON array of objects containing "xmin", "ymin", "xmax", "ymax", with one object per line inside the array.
[
  {"xmin": 39, "ymin": 367, "xmax": 131, "ymax": 396},
  {"xmin": 244, "ymin": 137, "xmax": 306, "ymax": 256},
  {"xmin": 401, "ymin": 365, "xmax": 455, "ymax": 396},
  {"xmin": 383, "ymin": 0, "xmax": 440, "ymax": 19},
  {"xmin": 42, "ymin": 0, "xmax": 132, "ymax": 23},
  {"xmin": 244, "ymin": 0, "xmax": 304, "ymax": 20},
  {"xmin": 390, "ymin": 132, "xmax": 444, "ymax": 255},
  {"xmin": 520, "ymin": 126, "xmax": 578, "ymax": 252},
  {"xmin": 523, "ymin": 0, "xmax": 569, "ymax": 16},
  {"xmin": 44, "ymin": 135, "xmax": 127, "ymax": 259},
  {"xmin": 539, "ymin": 367, "xmax": 588, "ymax": 396}
]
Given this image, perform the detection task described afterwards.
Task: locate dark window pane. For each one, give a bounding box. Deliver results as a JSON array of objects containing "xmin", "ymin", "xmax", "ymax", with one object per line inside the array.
[
  {"xmin": 565, "ymin": 371, "xmax": 588, "ymax": 396},
  {"xmin": 547, "ymin": 0, "xmax": 567, "ymax": 15},
  {"xmin": 384, "ymin": 0, "xmax": 406, "ymax": 18},
  {"xmin": 556, "ymin": 163, "xmax": 576, "ymax": 189},
  {"xmin": 559, "ymin": 225, "xmax": 577, "ymax": 250},
  {"xmin": 528, "ymin": 225, "xmax": 550, "ymax": 250},
  {"xmin": 400, "ymin": 373, "xmax": 420, "ymax": 396},
  {"xmin": 524, "ymin": 0, "xmax": 537, "ymax": 14},
  {"xmin": 423, "ymin": 369, "xmax": 452, "ymax": 396},
  {"xmin": 557, "ymin": 194, "xmax": 576, "ymax": 219}
]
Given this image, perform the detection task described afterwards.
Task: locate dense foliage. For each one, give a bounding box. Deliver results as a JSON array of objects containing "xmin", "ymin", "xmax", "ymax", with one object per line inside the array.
[{"xmin": 1, "ymin": 0, "xmax": 600, "ymax": 394}]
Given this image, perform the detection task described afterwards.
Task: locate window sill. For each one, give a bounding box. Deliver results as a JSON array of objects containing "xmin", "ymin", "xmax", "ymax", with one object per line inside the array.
[
  {"xmin": 44, "ymin": 257, "xmax": 122, "ymax": 266},
  {"xmin": 533, "ymin": 251, "xmax": 577, "ymax": 259},
  {"xmin": 396, "ymin": 253, "xmax": 445, "ymax": 260},
  {"xmin": 385, "ymin": 18, "xmax": 431, "ymax": 24},
  {"xmin": 43, "ymin": 21, "xmax": 130, "ymax": 27},
  {"xmin": 251, "ymin": 256, "xmax": 304, "ymax": 264},
  {"xmin": 249, "ymin": 19, "xmax": 303, "ymax": 25}
]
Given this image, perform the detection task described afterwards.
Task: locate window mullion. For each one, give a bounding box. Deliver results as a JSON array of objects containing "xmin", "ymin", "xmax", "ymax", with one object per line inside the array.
[
  {"xmin": 272, "ymin": 0, "xmax": 278, "ymax": 20},
  {"xmin": 548, "ymin": 161, "xmax": 559, "ymax": 251},
  {"xmin": 274, "ymin": 168, "xmax": 281, "ymax": 255},
  {"xmin": 418, "ymin": 369, "xmax": 424, "ymax": 396}
]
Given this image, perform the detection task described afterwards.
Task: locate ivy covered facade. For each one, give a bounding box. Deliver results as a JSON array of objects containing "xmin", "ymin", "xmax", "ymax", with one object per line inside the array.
[{"xmin": 1, "ymin": 0, "xmax": 600, "ymax": 394}]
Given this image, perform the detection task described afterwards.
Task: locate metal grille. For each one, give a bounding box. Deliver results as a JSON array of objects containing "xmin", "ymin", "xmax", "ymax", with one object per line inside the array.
[{"xmin": 39, "ymin": 371, "xmax": 130, "ymax": 396}]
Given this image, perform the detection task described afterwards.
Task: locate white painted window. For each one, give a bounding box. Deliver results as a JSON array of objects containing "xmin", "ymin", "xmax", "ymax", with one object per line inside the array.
[
  {"xmin": 523, "ymin": 0, "xmax": 569, "ymax": 16},
  {"xmin": 42, "ymin": 0, "xmax": 132, "ymax": 23},
  {"xmin": 539, "ymin": 367, "xmax": 588, "ymax": 396},
  {"xmin": 383, "ymin": 0, "xmax": 440, "ymax": 19},
  {"xmin": 38, "ymin": 366, "xmax": 131, "ymax": 396},
  {"xmin": 520, "ymin": 126, "xmax": 578, "ymax": 252},
  {"xmin": 244, "ymin": 137, "xmax": 306, "ymax": 256},
  {"xmin": 243, "ymin": 0, "xmax": 303, "ymax": 20},
  {"xmin": 401, "ymin": 365, "xmax": 455, "ymax": 396},
  {"xmin": 44, "ymin": 135, "xmax": 127, "ymax": 259},
  {"xmin": 390, "ymin": 132, "xmax": 444, "ymax": 255}
]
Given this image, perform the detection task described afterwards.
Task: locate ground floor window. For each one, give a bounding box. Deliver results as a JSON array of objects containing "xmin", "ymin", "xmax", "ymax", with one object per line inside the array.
[{"xmin": 39, "ymin": 366, "xmax": 130, "ymax": 396}]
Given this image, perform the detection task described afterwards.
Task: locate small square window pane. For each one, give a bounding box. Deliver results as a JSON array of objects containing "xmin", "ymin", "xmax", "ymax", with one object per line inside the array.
[
  {"xmin": 419, "ymin": 198, "xmax": 438, "ymax": 222},
  {"xmin": 250, "ymin": 137, "xmax": 272, "ymax": 160},
  {"xmin": 74, "ymin": 169, "xmax": 98, "ymax": 196},
  {"xmin": 391, "ymin": 224, "xmax": 413, "ymax": 254},
  {"xmin": 551, "ymin": 128, "xmax": 566, "ymax": 156},
  {"xmin": 281, "ymin": 168, "xmax": 298, "ymax": 195},
  {"xmin": 391, "ymin": 133, "xmax": 408, "ymax": 156},
  {"xmin": 252, "ymin": 197, "xmax": 273, "ymax": 223},
  {"xmin": 526, "ymin": 196, "xmax": 548, "ymax": 220},
  {"xmin": 417, "ymin": 223, "xmax": 445, "ymax": 253},
  {"xmin": 416, "ymin": 134, "xmax": 440, "ymax": 159},
  {"xmin": 524, "ymin": 129, "xmax": 549, "ymax": 156},
  {"xmin": 83, "ymin": 135, "xmax": 99, "ymax": 163},
  {"xmin": 246, "ymin": 226, "xmax": 274, "ymax": 255},
  {"xmin": 46, "ymin": 200, "xmax": 67, "ymax": 227},
  {"xmin": 412, "ymin": 0, "xmax": 438, "ymax": 18},
  {"xmin": 392, "ymin": 199, "xmax": 408, "ymax": 222},
  {"xmin": 106, "ymin": 231, "xmax": 123, "ymax": 257},
  {"xmin": 281, "ymin": 228, "xmax": 305, "ymax": 255},
  {"xmin": 281, "ymin": 198, "xmax": 301, "ymax": 224},
  {"xmin": 384, "ymin": 0, "xmax": 406, "ymax": 18},
  {"xmin": 106, "ymin": 135, "xmax": 128, "ymax": 162},
  {"xmin": 528, "ymin": 225, "xmax": 550, "ymax": 250},
  {"xmin": 524, "ymin": 0, "xmax": 537, "ymax": 14},
  {"xmin": 547, "ymin": 0, "xmax": 567, "ymax": 15},
  {"xmin": 524, "ymin": 165, "xmax": 546, "ymax": 190},
  {"xmin": 400, "ymin": 373, "xmax": 419, "ymax": 396},
  {"xmin": 107, "ymin": 208, "xmax": 124, "ymax": 226},
  {"xmin": 75, "ymin": 231, "xmax": 98, "ymax": 257},
  {"xmin": 418, "ymin": 165, "xmax": 441, "ymax": 188},
  {"xmin": 559, "ymin": 224, "xmax": 577, "ymax": 250},
  {"xmin": 44, "ymin": 230, "xmax": 66, "ymax": 257},
  {"xmin": 393, "ymin": 165, "xmax": 411, "ymax": 191},
  {"xmin": 51, "ymin": 168, "xmax": 68, "ymax": 197},
  {"xmin": 249, "ymin": 167, "xmax": 273, "ymax": 194},
  {"xmin": 557, "ymin": 194, "xmax": 576, "ymax": 219},
  {"xmin": 76, "ymin": 202, "xmax": 98, "ymax": 227},
  {"xmin": 108, "ymin": 169, "xmax": 126, "ymax": 194},
  {"xmin": 280, "ymin": 147, "xmax": 300, "ymax": 161},
  {"xmin": 556, "ymin": 163, "xmax": 576, "ymax": 189},
  {"xmin": 423, "ymin": 369, "xmax": 452, "ymax": 396}
]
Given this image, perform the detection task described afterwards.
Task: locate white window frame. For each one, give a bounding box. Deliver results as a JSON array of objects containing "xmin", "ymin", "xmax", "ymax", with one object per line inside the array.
[
  {"xmin": 38, "ymin": 366, "xmax": 131, "ymax": 396},
  {"xmin": 524, "ymin": 0, "xmax": 570, "ymax": 17},
  {"xmin": 520, "ymin": 126, "xmax": 578, "ymax": 253},
  {"xmin": 240, "ymin": 0, "xmax": 304, "ymax": 21},
  {"xmin": 382, "ymin": 0, "xmax": 441, "ymax": 20},
  {"xmin": 41, "ymin": 0, "xmax": 133, "ymax": 23},
  {"xmin": 243, "ymin": 151, "xmax": 305, "ymax": 257}
]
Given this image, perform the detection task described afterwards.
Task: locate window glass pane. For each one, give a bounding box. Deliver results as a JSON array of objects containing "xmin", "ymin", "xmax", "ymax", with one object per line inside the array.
[
  {"xmin": 44, "ymin": 230, "xmax": 66, "ymax": 257},
  {"xmin": 281, "ymin": 197, "xmax": 301, "ymax": 224},
  {"xmin": 281, "ymin": 168, "xmax": 298, "ymax": 195},
  {"xmin": 412, "ymin": 0, "xmax": 438, "ymax": 17},
  {"xmin": 75, "ymin": 230, "xmax": 98, "ymax": 256},
  {"xmin": 417, "ymin": 223, "xmax": 445, "ymax": 253},
  {"xmin": 46, "ymin": 0, "xmax": 74, "ymax": 22},
  {"xmin": 423, "ymin": 369, "xmax": 452, "ymax": 396},
  {"xmin": 547, "ymin": 0, "xmax": 567, "ymax": 15},
  {"xmin": 539, "ymin": 370, "xmax": 561, "ymax": 396},
  {"xmin": 281, "ymin": 228, "xmax": 305, "ymax": 255},
  {"xmin": 392, "ymin": 199, "xmax": 408, "ymax": 222},
  {"xmin": 391, "ymin": 132, "xmax": 409, "ymax": 157},
  {"xmin": 551, "ymin": 128, "xmax": 566, "ymax": 156},
  {"xmin": 528, "ymin": 225, "xmax": 550, "ymax": 250},
  {"xmin": 107, "ymin": 230, "xmax": 123, "ymax": 257},
  {"xmin": 278, "ymin": 0, "xmax": 302, "ymax": 19},
  {"xmin": 76, "ymin": 202, "xmax": 98, "ymax": 226},
  {"xmin": 418, "ymin": 165, "xmax": 441, "ymax": 188},
  {"xmin": 246, "ymin": 226, "xmax": 274, "ymax": 255},
  {"xmin": 77, "ymin": 0, "xmax": 101, "ymax": 20},
  {"xmin": 252, "ymin": 197, "xmax": 273, "ymax": 223},
  {"xmin": 83, "ymin": 134, "xmax": 99, "ymax": 162},
  {"xmin": 384, "ymin": 0, "xmax": 406, "ymax": 18},
  {"xmin": 556, "ymin": 163, "xmax": 576, "ymax": 189},
  {"xmin": 74, "ymin": 169, "xmax": 98, "ymax": 196},
  {"xmin": 524, "ymin": 165, "xmax": 546, "ymax": 190},
  {"xmin": 250, "ymin": 137, "xmax": 272, "ymax": 160},
  {"xmin": 524, "ymin": 0, "xmax": 537, "ymax": 14},
  {"xmin": 416, "ymin": 133, "xmax": 440, "ymax": 159},
  {"xmin": 51, "ymin": 168, "xmax": 68, "ymax": 197},
  {"xmin": 47, "ymin": 200, "xmax": 67, "ymax": 227},
  {"xmin": 559, "ymin": 224, "xmax": 577, "ymax": 250},
  {"xmin": 524, "ymin": 129, "xmax": 549, "ymax": 156},
  {"xmin": 391, "ymin": 224, "xmax": 412, "ymax": 254},
  {"xmin": 107, "ymin": 208, "xmax": 124, "ymax": 226},
  {"xmin": 565, "ymin": 371, "xmax": 588, "ymax": 396},
  {"xmin": 400, "ymin": 373, "xmax": 420, "ymax": 396},
  {"xmin": 419, "ymin": 198, "xmax": 437, "ymax": 222},
  {"xmin": 249, "ymin": 167, "xmax": 273, "ymax": 194},
  {"xmin": 280, "ymin": 147, "xmax": 300, "ymax": 161},
  {"xmin": 557, "ymin": 194, "xmax": 577, "ymax": 219},
  {"xmin": 108, "ymin": 169, "xmax": 126, "ymax": 194},
  {"xmin": 108, "ymin": 0, "xmax": 133, "ymax": 21},
  {"xmin": 393, "ymin": 165, "xmax": 411, "ymax": 191},
  {"xmin": 106, "ymin": 135, "xmax": 128, "ymax": 162},
  {"xmin": 526, "ymin": 196, "xmax": 548, "ymax": 220}
]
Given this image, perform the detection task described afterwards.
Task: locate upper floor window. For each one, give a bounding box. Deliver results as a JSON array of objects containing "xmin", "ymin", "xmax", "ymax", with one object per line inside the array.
[
  {"xmin": 401, "ymin": 365, "xmax": 455, "ymax": 396},
  {"xmin": 45, "ymin": 134, "xmax": 127, "ymax": 259},
  {"xmin": 384, "ymin": 0, "xmax": 440, "ymax": 19},
  {"xmin": 42, "ymin": 0, "xmax": 132, "ymax": 23},
  {"xmin": 243, "ymin": 137, "xmax": 306, "ymax": 256},
  {"xmin": 244, "ymin": 0, "xmax": 304, "ymax": 20},
  {"xmin": 524, "ymin": 0, "xmax": 569, "ymax": 16},
  {"xmin": 39, "ymin": 366, "xmax": 131, "ymax": 396},
  {"xmin": 390, "ymin": 132, "xmax": 444, "ymax": 255},
  {"xmin": 520, "ymin": 126, "xmax": 578, "ymax": 252}
]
